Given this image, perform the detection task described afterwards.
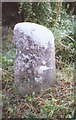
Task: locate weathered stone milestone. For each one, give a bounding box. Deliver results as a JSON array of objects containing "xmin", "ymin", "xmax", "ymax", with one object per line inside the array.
[{"xmin": 13, "ymin": 22, "xmax": 56, "ymax": 95}]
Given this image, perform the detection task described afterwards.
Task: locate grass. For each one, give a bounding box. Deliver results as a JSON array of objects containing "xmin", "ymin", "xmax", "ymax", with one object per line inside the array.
[{"xmin": 2, "ymin": 66, "xmax": 75, "ymax": 119}]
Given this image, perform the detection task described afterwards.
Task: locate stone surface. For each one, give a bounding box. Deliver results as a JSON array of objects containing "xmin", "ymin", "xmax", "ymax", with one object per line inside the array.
[{"xmin": 13, "ymin": 22, "xmax": 56, "ymax": 95}]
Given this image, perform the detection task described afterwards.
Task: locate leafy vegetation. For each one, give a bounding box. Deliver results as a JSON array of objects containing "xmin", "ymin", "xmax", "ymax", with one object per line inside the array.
[{"xmin": 2, "ymin": 2, "xmax": 76, "ymax": 119}]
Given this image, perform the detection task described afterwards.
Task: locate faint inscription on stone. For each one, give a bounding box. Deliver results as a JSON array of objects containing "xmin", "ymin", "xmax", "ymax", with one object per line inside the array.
[{"xmin": 13, "ymin": 22, "xmax": 56, "ymax": 95}]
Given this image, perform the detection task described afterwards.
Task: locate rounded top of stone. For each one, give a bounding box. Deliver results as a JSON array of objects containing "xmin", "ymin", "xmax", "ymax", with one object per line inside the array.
[{"xmin": 14, "ymin": 22, "xmax": 54, "ymax": 48}]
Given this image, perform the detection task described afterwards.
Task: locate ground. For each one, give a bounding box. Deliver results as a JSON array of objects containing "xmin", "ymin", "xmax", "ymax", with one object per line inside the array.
[{"xmin": 2, "ymin": 66, "xmax": 76, "ymax": 119}]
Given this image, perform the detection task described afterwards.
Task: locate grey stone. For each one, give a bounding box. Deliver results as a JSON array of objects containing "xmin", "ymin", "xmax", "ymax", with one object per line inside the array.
[{"xmin": 13, "ymin": 22, "xmax": 56, "ymax": 95}]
